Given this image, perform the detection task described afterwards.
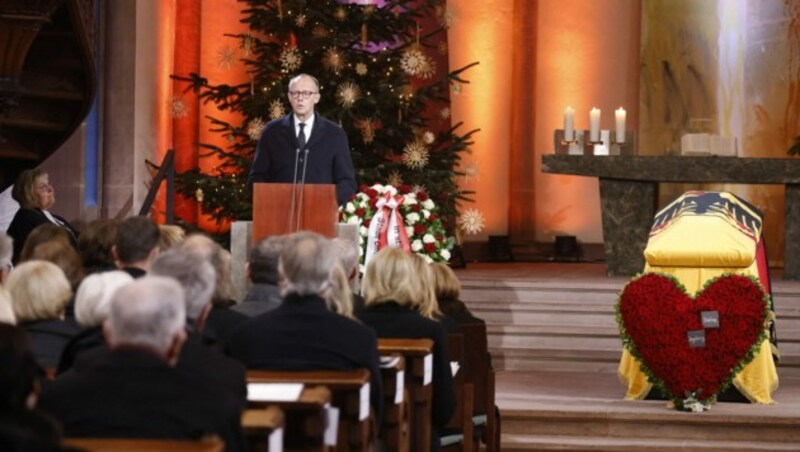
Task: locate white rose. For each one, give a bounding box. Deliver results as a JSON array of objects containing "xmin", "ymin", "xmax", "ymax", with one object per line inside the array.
[
  {"xmin": 372, "ymin": 183, "xmax": 384, "ymax": 191},
  {"xmin": 345, "ymin": 203, "xmax": 356, "ymax": 213},
  {"xmin": 404, "ymin": 196, "xmax": 418, "ymax": 205},
  {"xmin": 387, "ymin": 185, "xmax": 398, "ymax": 196},
  {"xmin": 422, "ymin": 209, "xmax": 430, "ymax": 219},
  {"xmin": 358, "ymin": 246, "xmax": 365, "ymax": 256},
  {"xmin": 358, "ymin": 193, "xmax": 370, "ymax": 201},
  {"xmin": 411, "ymin": 240, "xmax": 423, "ymax": 252},
  {"xmin": 360, "ymin": 226, "xmax": 369, "ymax": 236},
  {"xmin": 406, "ymin": 212, "xmax": 420, "ymax": 224},
  {"xmin": 406, "ymin": 226, "xmax": 414, "ymax": 237},
  {"xmin": 441, "ymin": 249, "xmax": 451, "ymax": 260},
  {"xmin": 347, "ymin": 216, "xmax": 360, "ymax": 225},
  {"xmin": 422, "ymin": 199, "xmax": 434, "ymax": 210},
  {"xmin": 423, "ymin": 254, "xmax": 434, "ymax": 263},
  {"xmin": 423, "ymin": 234, "xmax": 435, "ymax": 243}
]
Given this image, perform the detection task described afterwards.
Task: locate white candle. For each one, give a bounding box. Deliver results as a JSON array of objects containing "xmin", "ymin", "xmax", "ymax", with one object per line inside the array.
[
  {"xmin": 615, "ymin": 107, "xmax": 627, "ymax": 143},
  {"xmin": 589, "ymin": 107, "xmax": 601, "ymax": 142},
  {"xmin": 564, "ymin": 106, "xmax": 575, "ymax": 141}
]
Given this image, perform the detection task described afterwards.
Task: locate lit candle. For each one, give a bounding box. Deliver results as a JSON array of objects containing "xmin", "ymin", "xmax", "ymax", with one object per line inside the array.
[
  {"xmin": 564, "ymin": 106, "xmax": 575, "ymax": 141},
  {"xmin": 615, "ymin": 107, "xmax": 627, "ymax": 143},
  {"xmin": 589, "ymin": 107, "xmax": 601, "ymax": 142}
]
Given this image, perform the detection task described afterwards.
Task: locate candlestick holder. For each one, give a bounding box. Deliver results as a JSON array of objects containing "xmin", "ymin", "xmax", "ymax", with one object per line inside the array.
[
  {"xmin": 553, "ymin": 129, "xmax": 584, "ymax": 155},
  {"xmin": 609, "ymin": 131, "xmax": 635, "ymax": 155}
]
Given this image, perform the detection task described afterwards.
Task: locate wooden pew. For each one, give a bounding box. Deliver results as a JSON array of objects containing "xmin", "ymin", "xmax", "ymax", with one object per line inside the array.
[
  {"xmin": 379, "ymin": 354, "xmax": 409, "ymax": 452},
  {"xmin": 248, "ymin": 385, "xmax": 331, "ymax": 451},
  {"xmin": 247, "ymin": 369, "xmax": 373, "ymax": 451},
  {"xmin": 441, "ymin": 333, "xmax": 474, "ymax": 452},
  {"xmin": 458, "ymin": 322, "xmax": 499, "ymax": 451},
  {"xmin": 241, "ymin": 405, "xmax": 285, "ymax": 452},
  {"xmin": 63, "ymin": 436, "xmax": 225, "ymax": 451},
  {"xmin": 378, "ymin": 338, "xmax": 434, "ymax": 452}
]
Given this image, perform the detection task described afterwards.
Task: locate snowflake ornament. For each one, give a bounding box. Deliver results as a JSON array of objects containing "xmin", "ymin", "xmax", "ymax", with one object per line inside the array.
[
  {"xmin": 217, "ymin": 45, "xmax": 235, "ymax": 70},
  {"xmin": 451, "ymin": 82, "xmax": 463, "ymax": 95},
  {"xmin": 422, "ymin": 131, "xmax": 435, "ymax": 144},
  {"xmin": 387, "ymin": 170, "xmax": 404, "ymax": 187},
  {"xmin": 295, "ymin": 13, "xmax": 307, "ymax": 28},
  {"xmin": 401, "ymin": 140, "xmax": 430, "ymax": 169},
  {"xmin": 355, "ymin": 118, "xmax": 376, "ymax": 144},
  {"xmin": 355, "ymin": 62, "xmax": 368, "ymax": 76},
  {"xmin": 400, "ymin": 48, "xmax": 435, "ymax": 79},
  {"xmin": 334, "ymin": 6, "xmax": 347, "ymax": 21},
  {"xmin": 336, "ymin": 82, "xmax": 361, "ymax": 109},
  {"xmin": 463, "ymin": 162, "xmax": 479, "ymax": 182},
  {"xmin": 459, "ymin": 208, "xmax": 485, "ymax": 235},
  {"xmin": 312, "ymin": 26, "xmax": 329, "ymax": 39},
  {"xmin": 171, "ymin": 96, "xmax": 188, "ymax": 119},
  {"xmin": 439, "ymin": 107, "xmax": 451, "ymax": 120},
  {"xmin": 323, "ymin": 48, "xmax": 346, "ymax": 73},
  {"xmin": 268, "ymin": 99, "xmax": 286, "ymax": 120},
  {"xmin": 280, "ymin": 47, "xmax": 302, "ymax": 72},
  {"xmin": 241, "ymin": 34, "xmax": 256, "ymax": 56},
  {"xmin": 247, "ymin": 118, "xmax": 266, "ymax": 141}
]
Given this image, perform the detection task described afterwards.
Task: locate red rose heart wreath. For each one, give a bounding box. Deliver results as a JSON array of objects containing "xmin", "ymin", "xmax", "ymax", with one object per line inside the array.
[{"xmin": 617, "ymin": 273, "xmax": 768, "ymax": 410}]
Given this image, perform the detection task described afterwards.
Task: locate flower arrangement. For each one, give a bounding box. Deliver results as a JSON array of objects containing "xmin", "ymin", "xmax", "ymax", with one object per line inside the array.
[
  {"xmin": 616, "ymin": 272, "xmax": 769, "ymax": 411},
  {"xmin": 339, "ymin": 184, "xmax": 454, "ymax": 272}
]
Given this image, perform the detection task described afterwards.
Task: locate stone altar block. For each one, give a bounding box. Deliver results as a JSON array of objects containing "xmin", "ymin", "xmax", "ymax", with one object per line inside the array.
[{"xmin": 541, "ymin": 155, "xmax": 800, "ymax": 279}]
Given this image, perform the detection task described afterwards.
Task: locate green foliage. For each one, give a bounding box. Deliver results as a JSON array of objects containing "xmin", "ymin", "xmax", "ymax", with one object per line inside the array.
[{"xmin": 172, "ymin": 0, "xmax": 478, "ymax": 232}]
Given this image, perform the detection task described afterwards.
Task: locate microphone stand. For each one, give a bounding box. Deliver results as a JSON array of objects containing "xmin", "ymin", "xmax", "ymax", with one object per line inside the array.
[
  {"xmin": 295, "ymin": 148, "xmax": 311, "ymax": 231},
  {"xmin": 288, "ymin": 147, "xmax": 301, "ymax": 232}
]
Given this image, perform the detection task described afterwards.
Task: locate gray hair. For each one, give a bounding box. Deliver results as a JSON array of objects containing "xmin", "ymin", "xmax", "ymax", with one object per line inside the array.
[
  {"xmin": 249, "ymin": 235, "xmax": 285, "ymax": 285},
  {"xmin": 288, "ymin": 73, "xmax": 320, "ymax": 91},
  {"xmin": 150, "ymin": 249, "xmax": 215, "ymax": 321},
  {"xmin": 331, "ymin": 238, "xmax": 359, "ymax": 275},
  {"xmin": 279, "ymin": 231, "xmax": 337, "ymax": 297},
  {"xmin": 178, "ymin": 234, "xmax": 234, "ymax": 303},
  {"xmin": 107, "ymin": 276, "xmax": 185, "ymax": 354},
  {"xmin": 74, "ymin": 271, "xmax": 134, "ymax": 327},
  {"xmin": 0, "ymin": 234, "xmax": 12, "ymax": 269}
]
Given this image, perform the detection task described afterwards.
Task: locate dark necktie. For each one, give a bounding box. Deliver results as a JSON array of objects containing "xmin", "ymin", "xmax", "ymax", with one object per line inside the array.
[{"xmin": 298, "ymin": 123, "xmax": 306, "ymax": 150}]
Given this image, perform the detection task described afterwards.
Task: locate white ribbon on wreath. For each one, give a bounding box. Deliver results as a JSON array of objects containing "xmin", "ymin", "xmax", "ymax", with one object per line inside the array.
[{"xmin": 364, "ymin": 193, "xmax": 411, "ymax": 267}]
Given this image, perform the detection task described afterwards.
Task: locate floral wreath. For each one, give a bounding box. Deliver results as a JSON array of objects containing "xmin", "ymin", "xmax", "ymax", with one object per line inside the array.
[{"xmin": 339, "ymin": 184, "xmax": 454, "ymax": 272}]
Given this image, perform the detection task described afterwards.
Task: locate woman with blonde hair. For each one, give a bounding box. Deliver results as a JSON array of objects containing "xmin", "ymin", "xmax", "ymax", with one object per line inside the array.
[
  {"xmin": 358, "ymin": 247, "xmax": 455, "ymax": 449},
  {"xmin": 0, "ymin": 287, "xmax": 16, "ymax": 324},
  {"xmin": 6, "ymin": 260, "xmax": 79, "ymax": 367},
  {"xmin": 431, "ymin": 262, "xmax": 485, "ymax": 326}
]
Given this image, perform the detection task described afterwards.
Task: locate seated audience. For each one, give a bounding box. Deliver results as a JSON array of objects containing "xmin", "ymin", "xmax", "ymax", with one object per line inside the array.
[
  {"xmin": 178, "ymin": 234, "xmax": 246, "ymax": 343},
  {"xmin": 0, "ymin": 324, "xmax": 62, "ymax": 451},
  {"xmin": 77, "ymin": 219, "xmax": 118, "ymax": 275},
  {"xmin": 28, "ymin": 240, "xmax": 86, "ymax": 292},
  {"xmin": 6, "ymin": 169, "xmax": 78, "ymax": 264},
  {"xmin": 0, "ymin": 234, "xmax": 12, "ymax": 284},
  {"xmin": 149, "ymin": 249, "xmax": 247, "ymax": 405},
  {"xmin": 331, "ymin": 237, "xmax": 364, "ymax": 313},
  {"xmin": 39, "ymin": 277, "xmax": 244, "ymax": 450},
  {"xmin": 18, "ymin": 223, "xmax": 72, "ymax": 263},
  {"xmin": 431, "ymin": 263, "xmax": 485, "ymax": 326},
  {"xmin": 113, "ymin": 216, "xmax": 160, "ymax": 278},
  {"xmin": 232, "ymin": 235, "xmax": 284, "ymax": 317},
  {"xmin": 158, "ymin": 224, "xmax": 186, "ymax": 252},
  {"xmin": 0, "ymin": 288, "xmax": 15, "ymax": 325},
  {"xmin": 227, "ymin": 231, "xmax": 383, "ymax": 418},
  {"xmin": 358, "ymin": 247, "xmax": 456, "ymax": 449},
  {"xmin": 6, "ymin": 261, "xmax": 79, "ymax": 368},
  {"xmin": 56, "ymin": 271, "xmax": 134, "ymax": 374}
]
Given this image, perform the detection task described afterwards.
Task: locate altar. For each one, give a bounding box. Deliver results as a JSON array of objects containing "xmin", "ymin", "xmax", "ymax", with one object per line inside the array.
[{"xmin": 541, "ymin": 155, "xmax": 800, "ymax": 279}]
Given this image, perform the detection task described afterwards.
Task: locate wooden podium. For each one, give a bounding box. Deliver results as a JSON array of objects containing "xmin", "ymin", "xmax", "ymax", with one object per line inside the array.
[{"xmin": 252, "ymin": 183, "xmax": 338, "ymax": 244}]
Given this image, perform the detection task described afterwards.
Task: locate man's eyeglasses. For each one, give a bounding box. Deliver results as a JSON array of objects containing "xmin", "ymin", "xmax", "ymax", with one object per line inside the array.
[{"xmin": 288, "ymin": 90, "xmax": 318, "ymax": 99}]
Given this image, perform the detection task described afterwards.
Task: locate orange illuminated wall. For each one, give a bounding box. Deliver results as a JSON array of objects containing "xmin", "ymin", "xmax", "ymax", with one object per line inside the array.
[
  {"xmin": 533, "ymin": 0, "xmax": 640, "ymax": 243},
  {"xmin": 447, "ymin": 0, "xmax": 514, "ymax": 239}
]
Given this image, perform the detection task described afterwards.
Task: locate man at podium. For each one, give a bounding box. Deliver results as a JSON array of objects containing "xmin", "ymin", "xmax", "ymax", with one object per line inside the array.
[{"xmin": 247, "ymin": 73, "xmax": 357, "ymax": 206}]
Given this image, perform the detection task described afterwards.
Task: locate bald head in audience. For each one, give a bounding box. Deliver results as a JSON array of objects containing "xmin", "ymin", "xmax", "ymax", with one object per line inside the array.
[
  {"xmin": 150, "ymin": 249, "xmax": 216, "ymax": 329},
  {"xmin": 104, "ymin": 277, "xmax": 186, "ymax": 365}
]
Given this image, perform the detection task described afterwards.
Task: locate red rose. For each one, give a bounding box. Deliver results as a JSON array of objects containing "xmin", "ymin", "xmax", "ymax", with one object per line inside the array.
[
  {"xmin": 355, "ymin": 208, "xmax": 366, "ymax": 217},
  {"xmin": 414, "ymin": 224, "xmax": 425, "ymax": 235},
  {"xmin": 412, "ymin": 204, "xmax": 421, "ymax": 212},
  {"xmin": 416, "ymin": 191, "xmax": 429, "ymax": 201},
  {"xmin": 359, "ymin": 184, "xmax": 370, "ymax": 193},
  {"xmin": 424, "ymin": 243, "xmax": 436, "ymax": 253},
  {"xmin": 435, "ymin": 234, "xmax": 444, "ymax": 242},
  {"xmin": 366, "ymin": 188, "xmax": 379, "ymax": 198},
  {"xmin": 363, "ymin": 219, "xmax": 371, "ymax": 227},
  {"xmin": 369, "ymin": 199, "xmax": 378, "ymax": 209},
  {"xmin": 398, "ymin": 185, "xmax": 412, "ymax": 194},
  {"xmin": 429, "ymin": 214, "xmax": 438, "ymax": 222}
]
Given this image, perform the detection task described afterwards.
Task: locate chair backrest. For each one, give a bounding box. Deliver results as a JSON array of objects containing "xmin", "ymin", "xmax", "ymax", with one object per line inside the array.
[
  {"xmin": 378, "ymin": 338, "xmax": 434, "ymax": 452},
  {"xmin": 379, "ymin": 353, "xmax": 409, "ymax": 452},
  {"xmin": 63, "ymin": 436, "xmax": 225, "ymax": 451},
  {"xmin": 458, "ymin": 322, "xmax": 491, "ymax": 415},
  {"xmin": 442, "ymin": 333, "xmax": 474, "ymax": 451},
  {"xmin": 247, "ymin": 385, "xmax": 331, "ymax": 451},
  {"xmin": 247, "ymin": 369, "xmax": 372, "ymax": 451},
  {"xmin": 241, "ymin": 405, "xmax": 284, "ymax": 452}
]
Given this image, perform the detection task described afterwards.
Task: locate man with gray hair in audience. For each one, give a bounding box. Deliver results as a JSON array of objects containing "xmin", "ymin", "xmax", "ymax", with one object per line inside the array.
[
  {"xmin": 39, "ymin": 277, "xmax": 244, "ymax": 450},
  {"xmin": 0, "ymin": 233, "xmax": 12, "ymax": 284},
  {"xmin": 228, "ymin": 231, "xmax": 383, "ymax": 418},
  {"xmin": 233, "ymin": 235, "xmax": 285, "ymax": 317},
  {"xmin": 149, "ymin": 248, "xmax": 247, "ymax": 406}
]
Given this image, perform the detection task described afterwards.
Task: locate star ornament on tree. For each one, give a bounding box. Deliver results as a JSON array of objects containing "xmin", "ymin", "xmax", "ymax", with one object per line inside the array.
[
  {"xmin": 336, "ymin": 82, "xmax": 361, "ymax": 109},
  {"xmin": 247, "ymin": 118, "xmax": 266, "ymax": 141},
  {"xmin": 280, "ymin": 46, "xmax": 302, "ymax": 72},
  {"xmin": 459, "ymin": 208, "xmax": 486, "ymax": 235},
  {"xmin": 268, "ymin": 99, "xmax": 286, "ymax": 120},
  {"xmin": 401, "ymin": 140, "xmax": 430, "ymax": 169}
]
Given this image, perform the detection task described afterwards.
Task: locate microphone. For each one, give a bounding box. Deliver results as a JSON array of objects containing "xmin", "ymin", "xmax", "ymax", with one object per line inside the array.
[{"xmin": 288, "ymin": 147, "xmax": 302, "ymax": 232}]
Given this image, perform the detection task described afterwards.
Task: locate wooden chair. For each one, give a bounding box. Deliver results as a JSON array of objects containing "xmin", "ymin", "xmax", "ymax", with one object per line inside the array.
[
  {"xmin": 241, "ymin": 405, "xmax": 285, "ymax": 452},
  {"xmin": 379, "ymin": 354, "xmax": 409, "ymax": 452},
  {"xmin": 441, "ymin": 333, "xmax": 474, "ymax": 452},
  {"xmin": 247, "ymin": 369, "xmax": 373, "ymax": 451},
  {"xmin": 378, "ymin": 338, "xmax": 434, "ymax": 452},
  {"xmin": 248, "ymin": 385, "xmax": 331, "ymax": 451},
  {"xmin": 62, "ymin": 436, "xmax": 225, "ymax": 451},
  {"xmin": 458, "ymin": 322, "xmax": 499, "ymax": 451}
]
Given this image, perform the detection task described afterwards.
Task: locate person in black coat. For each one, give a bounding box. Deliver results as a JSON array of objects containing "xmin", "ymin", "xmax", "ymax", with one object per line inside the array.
[
  {"xmin": 0, "ymin": 324, "xmax": 63, "ymax": 451},
  {"xmin": 358, "ymin": 247, "xmax": 456, "ymax": 450},
  {"xmin": 6, "ymin": 169, "xmax": 78, "ymax": 264},
  {"xmin": 246, "ymin": 73, "xmax": 357, "ymax": 205},
  {"xmin": 39, "ymin": 277, "xmax": 245, "ymax": 451},
  {"xmin": 227, "ymin": 231, "xmax": 383, "ymax": 418}
]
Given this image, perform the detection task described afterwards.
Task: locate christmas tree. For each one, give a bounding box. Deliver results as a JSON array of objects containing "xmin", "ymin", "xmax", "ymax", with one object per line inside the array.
[{"xmin": 172, "ymin": 0, "xmax": 478, "ymax": 236}]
